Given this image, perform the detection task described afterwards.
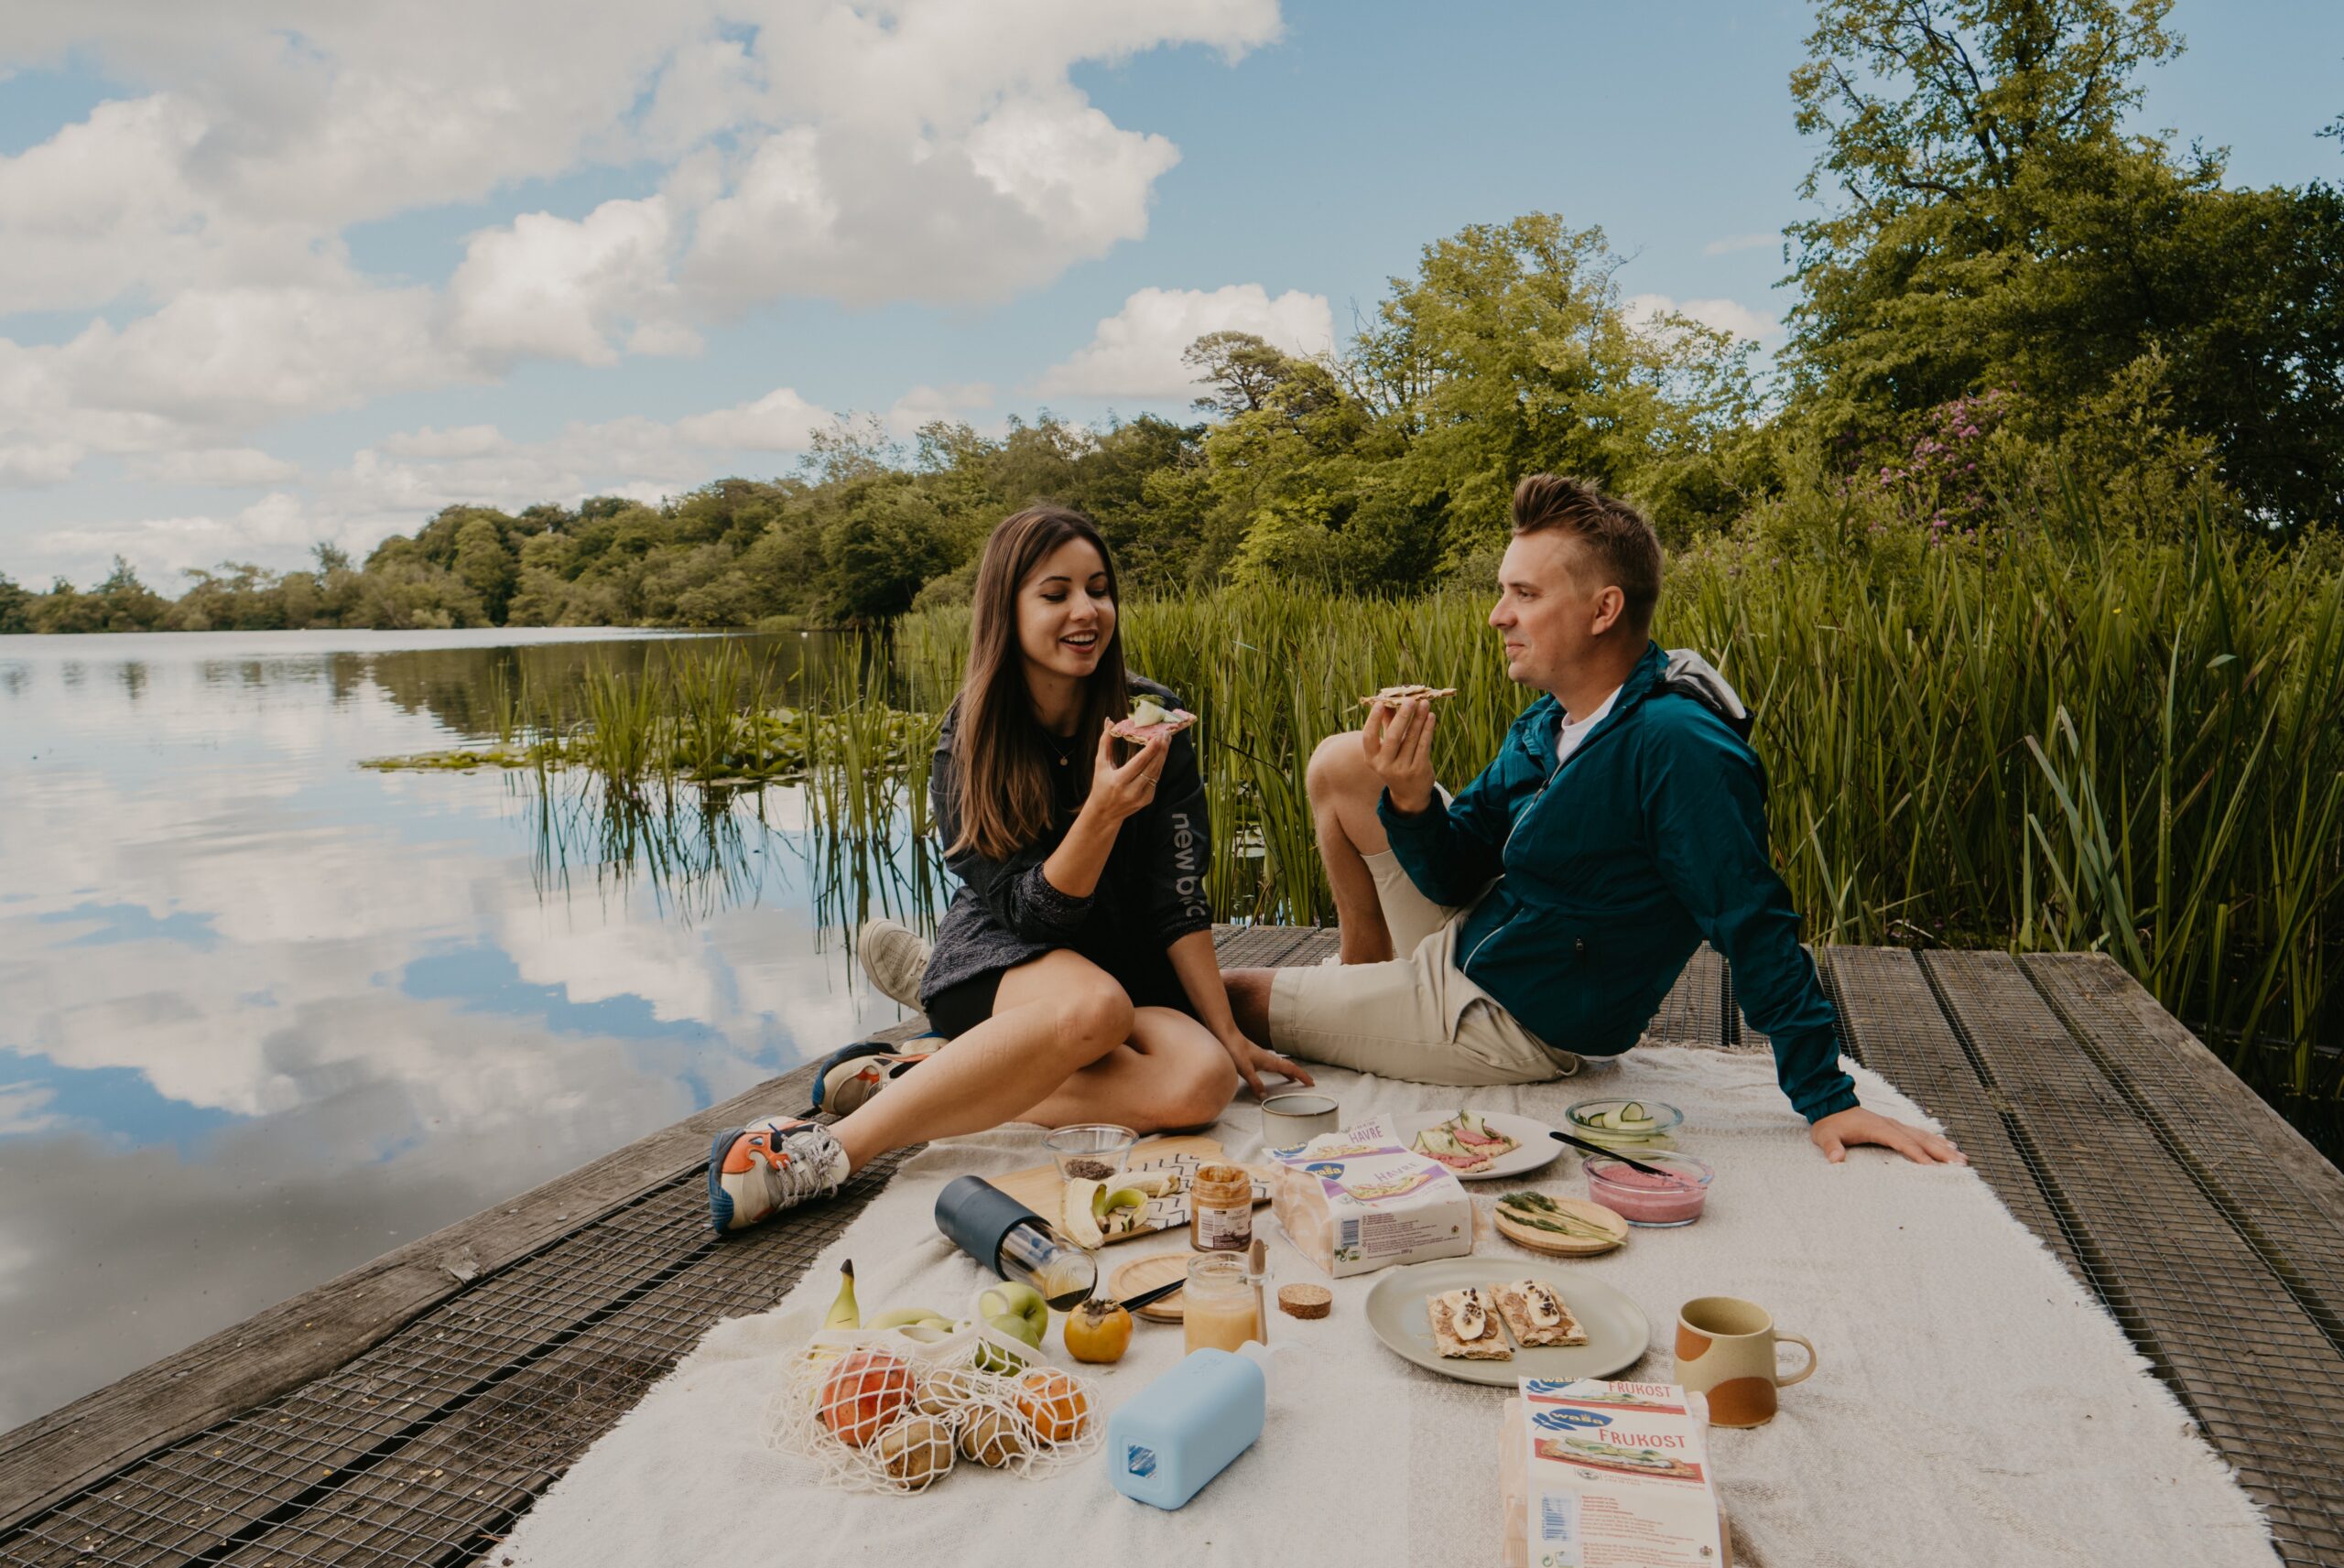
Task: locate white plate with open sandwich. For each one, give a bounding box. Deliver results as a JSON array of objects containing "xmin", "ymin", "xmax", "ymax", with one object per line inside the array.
[
  {"xmin": 1394, "ymin": 1108, "xmax": 1561, "ymax": 1181},
  {"xmin": 1363, "ymin": 1257, "xmax": 1649, "ymax": 1387}
]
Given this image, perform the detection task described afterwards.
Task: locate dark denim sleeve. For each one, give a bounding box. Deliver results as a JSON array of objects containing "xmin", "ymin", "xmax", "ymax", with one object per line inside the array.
[{"xmin": 1644, "ymin": 722, "xmax": 1859, "ymax": 1123}]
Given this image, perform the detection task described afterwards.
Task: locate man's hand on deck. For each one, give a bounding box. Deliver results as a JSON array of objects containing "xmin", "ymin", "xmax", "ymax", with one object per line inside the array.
[
  {"xmin": 1215, "ymin": 1026, "xmax": 1315, "ymax": 1099},
  {"xmin": 1809, "ymin": 1106, "xmax": 1967, "ymax": 1166}
]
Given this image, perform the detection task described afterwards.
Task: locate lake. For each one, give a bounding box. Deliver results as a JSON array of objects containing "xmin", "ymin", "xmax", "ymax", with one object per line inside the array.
[{"xmin": 0, "ymin": 629, "xmax": 932, "ymax": 1431}]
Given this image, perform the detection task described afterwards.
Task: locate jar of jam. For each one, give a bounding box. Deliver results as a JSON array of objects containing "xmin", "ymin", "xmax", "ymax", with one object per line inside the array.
[{"xmin": 1188, "ymin": 1162, "xmax": 1253, "ymax": 1252}]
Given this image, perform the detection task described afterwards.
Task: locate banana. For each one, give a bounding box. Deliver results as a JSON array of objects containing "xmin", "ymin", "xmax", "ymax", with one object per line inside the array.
[
  {"xmin": 869, "ymin": 1305, "xmax": 951, "ymax": 1331},
  {"xmin": 822, "ymin": 1259, "xmax": 861, "ymax": 1330}
]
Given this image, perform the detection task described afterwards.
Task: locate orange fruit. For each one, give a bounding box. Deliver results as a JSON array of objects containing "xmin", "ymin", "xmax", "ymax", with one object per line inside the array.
[
  {"xmin": 1015, "ymin": 1367, "xmax": 1091, "ymax": 1445},
  {"xmin": 819, "ymin": 1349, "xmax": 913, "ymax": 1447}
]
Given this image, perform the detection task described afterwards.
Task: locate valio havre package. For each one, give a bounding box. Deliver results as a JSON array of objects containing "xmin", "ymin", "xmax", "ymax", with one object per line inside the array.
[
  {"xmin": 1266, "ymin": 1113, "xmax": 1473, "ymax": 1279},
  {"xmin": 1499, "ymin": 1379, "xmax": 1731, "ymax": 1568}
]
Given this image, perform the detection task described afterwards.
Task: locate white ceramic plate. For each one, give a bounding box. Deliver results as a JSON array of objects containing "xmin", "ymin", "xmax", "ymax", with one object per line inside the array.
[
  {"xmin": 1394, "ymin": 1108, "xmax": 1562, "ymax": 1181},
  {"xmin": 1363, "ymin": 1258, "xmax": 1650, "ymax": 1388}
]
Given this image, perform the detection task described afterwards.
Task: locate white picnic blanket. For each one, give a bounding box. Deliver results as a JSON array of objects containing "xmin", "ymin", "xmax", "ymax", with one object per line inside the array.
[{"xmin": 499, "ymin": 1048, "xmax": 2275, "ymax": 1568}]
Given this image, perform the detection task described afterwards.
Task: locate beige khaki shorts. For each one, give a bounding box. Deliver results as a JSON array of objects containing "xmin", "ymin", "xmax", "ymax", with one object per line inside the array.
[{"xmin": 1267, "ymin": 849, "xmax": 1579, "ymax": 1086}]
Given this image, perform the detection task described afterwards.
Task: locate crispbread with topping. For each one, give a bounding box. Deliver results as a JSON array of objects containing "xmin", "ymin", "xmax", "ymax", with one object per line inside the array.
[
  {"xmin": 1427, "ymin": 1285, "xmax": 1512, "ymax": 1359},
  {"xmin": 1492, "ymin": 1279, "xmax": 1589, "ymax": 1347},
  {"xmin": 1361, "ymin": 683, "xmax": 1459, "ymax": 708}
]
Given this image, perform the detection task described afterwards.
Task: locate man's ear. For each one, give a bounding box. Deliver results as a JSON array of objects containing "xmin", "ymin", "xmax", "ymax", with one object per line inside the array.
[{"xmin": 1590, "ymin": 585, "xmax": 1626, "ymax": 636}]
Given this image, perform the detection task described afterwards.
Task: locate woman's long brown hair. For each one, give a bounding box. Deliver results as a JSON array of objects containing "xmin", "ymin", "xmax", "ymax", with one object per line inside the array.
[{"xmin": 948, "ymin": 505, "xmax": 1132, "ymax": 860}]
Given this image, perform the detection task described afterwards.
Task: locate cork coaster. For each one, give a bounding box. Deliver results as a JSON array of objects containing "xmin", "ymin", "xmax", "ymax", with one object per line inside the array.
[
  {"xmin": 1277, "ymin": 1284, "xmax": 1332, "ymax": 1320},
  {"xmin": 1109, "ymin": 1252, "xmax": 1192, "ymax": 1322}
]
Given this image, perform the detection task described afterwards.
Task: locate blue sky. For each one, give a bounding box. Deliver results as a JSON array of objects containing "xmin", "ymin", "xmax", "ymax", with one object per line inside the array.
[{"xmin": 2, "ymin": 0, "xmax": 2337, "ymax": 589}]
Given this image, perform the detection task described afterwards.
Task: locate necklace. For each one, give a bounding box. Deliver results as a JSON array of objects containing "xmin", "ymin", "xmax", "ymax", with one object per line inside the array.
[{"xmin": 1043, "ymin": 729, "xmax": 1078, "ymax": 767}]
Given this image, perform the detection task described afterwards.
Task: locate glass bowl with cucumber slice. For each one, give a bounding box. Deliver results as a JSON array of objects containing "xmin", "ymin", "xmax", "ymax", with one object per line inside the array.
[{"xmin": 1563, "ymin": 1098, "xmax": 1681, "ymax": 1152}]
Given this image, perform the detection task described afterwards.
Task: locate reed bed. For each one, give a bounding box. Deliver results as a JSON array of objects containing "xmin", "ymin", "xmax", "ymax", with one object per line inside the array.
[
  {"xmin": 414, "ymin": 526, "xmax": 2344, "ymax": 1139},
  {"xmin": 881, "ymin": 530, "xmax": 2344, "ymax": 1130}
]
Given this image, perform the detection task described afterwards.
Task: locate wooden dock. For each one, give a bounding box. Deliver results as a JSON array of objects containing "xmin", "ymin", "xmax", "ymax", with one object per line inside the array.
[{"xmin": 4, "ymin": 931, "xmax": 2341, "ymax": 1568}]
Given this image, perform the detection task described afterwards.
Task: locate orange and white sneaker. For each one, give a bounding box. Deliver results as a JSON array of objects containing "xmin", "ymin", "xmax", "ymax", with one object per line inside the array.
[
  {"xmin": 813, "ymin": 1039, "xmax": 939, "ymax": 1115},
  {"xmin": 706, "ymin": 1117, "xmax": 849, "ymax": 1236}
]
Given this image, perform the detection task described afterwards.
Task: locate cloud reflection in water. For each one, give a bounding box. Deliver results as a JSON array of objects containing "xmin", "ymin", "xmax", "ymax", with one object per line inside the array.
[{"xmin": 0, "ymin": 630, "xmax": 923, "ymax": 1429}]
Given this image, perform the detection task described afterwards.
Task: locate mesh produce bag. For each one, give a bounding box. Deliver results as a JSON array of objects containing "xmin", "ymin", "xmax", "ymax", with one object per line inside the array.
[{"xmin": 768, "ymin": 1319, "xmax": 1104, "ymax": 1495}]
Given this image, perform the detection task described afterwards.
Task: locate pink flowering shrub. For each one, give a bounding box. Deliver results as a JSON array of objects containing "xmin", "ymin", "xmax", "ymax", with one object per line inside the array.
[{"xmin": 1871, "ymin": 388, "xmax": 2015, "ymax": 535}]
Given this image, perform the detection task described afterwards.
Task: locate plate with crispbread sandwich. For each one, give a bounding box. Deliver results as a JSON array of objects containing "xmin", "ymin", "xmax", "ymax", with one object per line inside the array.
[{"xmin": 1366, "ymin": 1258, "xmax": 1646, "ymax": 1387}]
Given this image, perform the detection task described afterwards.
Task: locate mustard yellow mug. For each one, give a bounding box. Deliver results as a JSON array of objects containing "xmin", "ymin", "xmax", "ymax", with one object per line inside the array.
[{"xmin": 1673, "ymin": 1295, "xmax": 1818, "ymax": 1428}]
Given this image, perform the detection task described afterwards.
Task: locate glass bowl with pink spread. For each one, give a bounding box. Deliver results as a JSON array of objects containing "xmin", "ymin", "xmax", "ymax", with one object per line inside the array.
[{"xmin": 1582, "ymin": 1151, "xmax": 1714, "ymax": 1227}]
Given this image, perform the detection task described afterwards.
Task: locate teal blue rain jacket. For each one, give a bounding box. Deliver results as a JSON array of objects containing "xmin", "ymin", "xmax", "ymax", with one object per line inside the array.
[{"xmin": 1378, "ymin": 642, "xmax": 1859, "ymax": 1123}]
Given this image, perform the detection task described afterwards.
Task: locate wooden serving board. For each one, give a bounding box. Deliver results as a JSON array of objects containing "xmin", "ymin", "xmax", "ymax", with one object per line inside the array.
[
  {"xmin": 993, "ymin": 1135, "xmax": 1269, "ymax": 1247},
  {"xmin": 1108, "ymin": 1253, "xmax": 1192, "ymax": 1321},
  {"xmin": 1492, "ymin": 1197, "xmax": 1629, "ymax": 1257}
]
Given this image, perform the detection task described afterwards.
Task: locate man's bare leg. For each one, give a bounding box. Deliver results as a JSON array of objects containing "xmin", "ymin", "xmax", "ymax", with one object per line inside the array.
[
  {"xmin": 1222, "ymin": 730, "xmax": 1398, "ymax": 1046},
  {"xmin": 1308, "ymin": 729, "xmax": 1397, "ymax": 962}
]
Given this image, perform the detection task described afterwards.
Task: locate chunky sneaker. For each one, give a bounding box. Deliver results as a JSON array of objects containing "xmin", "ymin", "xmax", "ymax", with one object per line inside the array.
[
  {"xmin": 857, "ymin": 918, "xmax": 932, "ymax": 1010},
  {"xmin": 707, "ymin": 1117, "xmax": 850, "ymax": 1236},
  {"xmin": 813, "ymin": 1038, "xmax": 940, "ymax": 1115}
]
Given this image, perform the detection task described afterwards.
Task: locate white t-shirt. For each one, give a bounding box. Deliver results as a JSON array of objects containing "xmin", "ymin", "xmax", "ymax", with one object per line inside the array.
[{"xmin": 1555, "ymin": 685, "xmax": 1622, "ymax": 768}]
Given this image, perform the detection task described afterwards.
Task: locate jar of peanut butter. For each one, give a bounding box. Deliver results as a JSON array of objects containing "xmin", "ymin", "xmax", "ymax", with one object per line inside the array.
[{"xmin": 1189, "ymin": 1162, "xmax": 1253, "ymax": 1252}]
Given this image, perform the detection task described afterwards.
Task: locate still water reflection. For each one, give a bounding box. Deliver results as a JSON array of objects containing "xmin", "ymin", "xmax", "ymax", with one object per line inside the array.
[{"xmin": 0, "ymin": 630, "xmax": 934, "ymax": 1430}]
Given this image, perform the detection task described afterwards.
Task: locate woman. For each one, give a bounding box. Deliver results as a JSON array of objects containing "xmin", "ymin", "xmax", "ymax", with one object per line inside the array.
[{"xmin": 710, "ymin": 505, "xmax": 1310, "ymax": 1234}]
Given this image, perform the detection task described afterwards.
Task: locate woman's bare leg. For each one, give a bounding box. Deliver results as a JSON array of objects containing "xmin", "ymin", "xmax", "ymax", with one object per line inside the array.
[
  {"xmin": 825, "ymin": 948, "xmax": 1132, "ymax": 1172},
  {"xmin": 825, "ymin": 956, "xmax": 1242, "ymax": 1169},
  {"xmin": 1016, "ymin": 1005, "xmax": 1241, "ymax": 1131}
]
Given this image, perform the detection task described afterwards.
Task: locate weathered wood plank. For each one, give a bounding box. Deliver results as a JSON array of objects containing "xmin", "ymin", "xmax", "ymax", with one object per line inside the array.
[
  {"xmin": 1818, "ymin": 948, "xmax": 2082, "ymax": 1280},
  {"xmin": 2021, "ymin": 952, "xmax": 2344, "ymax": 1325},
  {"xmin": 0, "ymin": 1062, "xmax": 822, "ymax": 1535},
  {"xmin": 1926, "ymin": 951, "xmax": 2344, "ymax": 1563}
]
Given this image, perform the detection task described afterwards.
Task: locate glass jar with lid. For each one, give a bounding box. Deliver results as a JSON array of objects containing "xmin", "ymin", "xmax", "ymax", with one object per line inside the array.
[{"xmin": 1188, "ymin": 1162, "xmax": 1253, "ymax": 1253}]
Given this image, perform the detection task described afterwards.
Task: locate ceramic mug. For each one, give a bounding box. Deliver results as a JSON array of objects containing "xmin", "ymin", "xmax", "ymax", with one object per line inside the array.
[
  {"xmin": 1262, "ymin": 1092, "xmax": 1340, "ymax": 1145},
  {"xmin": 1673, "ymin": 1295, "xmax": 1818, "ymax": 1428}
]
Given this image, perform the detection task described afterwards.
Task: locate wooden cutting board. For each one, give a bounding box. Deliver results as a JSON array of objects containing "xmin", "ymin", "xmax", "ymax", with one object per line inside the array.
[{"xmin": 992, "ymin": 1135, "xmax": 1269, "ymax": 1247}]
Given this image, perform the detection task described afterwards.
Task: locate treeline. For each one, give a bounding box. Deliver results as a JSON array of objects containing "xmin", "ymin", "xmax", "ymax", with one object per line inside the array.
[{"xmin": 6, "ymin": 0, "xmax": 2340, "ymax": 636}]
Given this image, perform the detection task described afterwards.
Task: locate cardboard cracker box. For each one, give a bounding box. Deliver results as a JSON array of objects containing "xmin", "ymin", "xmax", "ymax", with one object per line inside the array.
[
  {"xmin": 1503, "ymin": 1379, "xmax": 1731, "ymax": 1568},
  {"xmin": 1266, "ymin": 1113, "xmax": 1473, "ymax": 1279}
]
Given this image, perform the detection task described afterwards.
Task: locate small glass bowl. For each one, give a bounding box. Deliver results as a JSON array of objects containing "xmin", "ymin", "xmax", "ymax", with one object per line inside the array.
[
  {"xmin": 1565, "ymin": 1098, "xmax": 1683, "ymax": 1152},
  {"xmin": 1583, "ymin": 1151, "xmax": 1714, "ymax": 1227},
  {"xmin": 1043, "ymin": 1123, "xmax": 1137, "ymax": 1184}
]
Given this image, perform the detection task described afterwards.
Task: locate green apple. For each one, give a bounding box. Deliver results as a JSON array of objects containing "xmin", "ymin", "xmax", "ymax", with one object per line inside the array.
[{"xmin": 975, "ymin": 1281, "xmax": 1049, "ymax": 1348}]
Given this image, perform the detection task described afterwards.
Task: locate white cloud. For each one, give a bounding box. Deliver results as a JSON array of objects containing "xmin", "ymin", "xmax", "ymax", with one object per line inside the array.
[
  {"xmin": 883, "ymin": 383, "xmax": 997, "ymax": 438},
  {"xmin": 0, "ymin": 0, "xmax": 1285, "ymax": 490},
  {"xmin": 0, "ymin": 1082, "xmax": 62, "ymax": 1137},
  {"xmin": 1624, "ymin": 291, "xmax": 1783, "ymax": 343},
  {"xmin": 673, "ymin": 386, "xmax": 828, "ymax": 450},
  {"xmin": 125, "ymin": 448, "xmax": 300, "ymax": 487},
  {"xmin": 1701, "ymin": 232, "xmax": 1776, "ymax": 257},
  {"xmin": 447, "ymin": 196, "xmax": 696, "ymax": 369},
  {"xmin": 1036, "ymin": 284, "xmax": 1335, "ymax": 400},
  {"xmin": 377, "ymin": 424, "xmax": 509, "ymax": 460}
]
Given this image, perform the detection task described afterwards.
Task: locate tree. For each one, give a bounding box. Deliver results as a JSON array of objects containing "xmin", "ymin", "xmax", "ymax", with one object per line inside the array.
[
  {"xmin": 820, "ymin": 481, "xmax": 951, "ymax": 624},
  {"xmin": 0, "ymin": 572, "xmax": 31, "ymax": 633},
  {"xmin": 1783, "ymin": 0, "xmax": 2344, "ymax": 530},
  {"xmin": 451, "ymin": 515, "xmax": 518, "ymax": 622}
]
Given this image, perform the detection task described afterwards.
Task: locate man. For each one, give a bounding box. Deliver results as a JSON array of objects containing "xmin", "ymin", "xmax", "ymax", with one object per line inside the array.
[{"xmin": 1221, "ymin": 474, "xmax": 1962, "ymax": 1165}]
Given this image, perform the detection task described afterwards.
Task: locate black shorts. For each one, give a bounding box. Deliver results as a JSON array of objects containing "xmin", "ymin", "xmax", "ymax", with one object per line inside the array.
[{"xmin": 926, "ymin": 948, "xmax": 1198, "ymax": 1040}]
